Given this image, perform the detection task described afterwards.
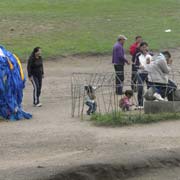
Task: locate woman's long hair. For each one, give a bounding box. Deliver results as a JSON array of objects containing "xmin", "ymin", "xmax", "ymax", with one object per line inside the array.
[{"xmin": 31, "ymin": 47, "xmax": 41, "ymax": 57}]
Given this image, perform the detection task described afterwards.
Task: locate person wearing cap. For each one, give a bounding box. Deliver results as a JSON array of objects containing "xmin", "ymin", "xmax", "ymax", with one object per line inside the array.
[{"xmin": 112, "ymin": 35, "xmax": 130, "ymax": 95}]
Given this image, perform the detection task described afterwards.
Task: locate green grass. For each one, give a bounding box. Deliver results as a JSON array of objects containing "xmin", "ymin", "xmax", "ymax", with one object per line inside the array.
[
  {"xmin": 0, "ymin": 0, "xmax": 180, "ymax": 60},
  {"xmin": 90, "ymin": 111, "xmax": 180, "ymax": 126}
]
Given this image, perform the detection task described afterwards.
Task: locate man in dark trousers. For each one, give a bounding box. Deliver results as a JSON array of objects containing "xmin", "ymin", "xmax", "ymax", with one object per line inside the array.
[
  {"xmin": 129, "ymin": 36, "xmax": 143, "ymax": 91},
  {"xmin": 112, "ymin": 35, "xmax": 130, "ymax": 95}
]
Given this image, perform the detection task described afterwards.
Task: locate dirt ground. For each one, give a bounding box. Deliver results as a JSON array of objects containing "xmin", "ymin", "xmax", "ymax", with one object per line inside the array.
[{"xmin": 0, "ymin": 48, "xmax": 180, "ymax": 180}]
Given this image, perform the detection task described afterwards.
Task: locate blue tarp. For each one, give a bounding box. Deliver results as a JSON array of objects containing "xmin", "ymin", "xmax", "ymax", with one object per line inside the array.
[{"xmin": 0, "ymin": 46, "xmax": 32, "ymax": 120}]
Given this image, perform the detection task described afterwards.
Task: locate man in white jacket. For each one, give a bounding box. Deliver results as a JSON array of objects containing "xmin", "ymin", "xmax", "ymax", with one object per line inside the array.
[{"xmin": 146, "ymin": 51, "xmax": 177, "ymax": 101}]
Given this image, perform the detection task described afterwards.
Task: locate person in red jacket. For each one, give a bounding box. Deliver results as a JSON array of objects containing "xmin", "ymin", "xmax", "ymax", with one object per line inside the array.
[
  {"xmin": 129, "ymin": 36, "xmax": 143, "ymax": 91},
  {"xmin": 129, "ymin": 36, "xmax": 143, "ymax": 56}
]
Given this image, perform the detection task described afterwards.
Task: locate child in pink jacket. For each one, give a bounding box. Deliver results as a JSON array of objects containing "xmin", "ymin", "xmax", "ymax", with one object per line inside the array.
[{"xmin": 119, "ymin": 90, "xmax": 134, "ymax": 111}]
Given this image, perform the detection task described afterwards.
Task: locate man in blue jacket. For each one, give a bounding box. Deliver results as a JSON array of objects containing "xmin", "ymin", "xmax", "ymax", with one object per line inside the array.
[{"xmin": 112, "ymin": 35, "xmax": 130, "ymax": 95}]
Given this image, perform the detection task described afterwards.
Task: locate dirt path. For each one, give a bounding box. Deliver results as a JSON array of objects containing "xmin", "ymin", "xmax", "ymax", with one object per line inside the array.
[{"xmin": 0, "ymin": 49, "xmax": 180, "ymax": 180}]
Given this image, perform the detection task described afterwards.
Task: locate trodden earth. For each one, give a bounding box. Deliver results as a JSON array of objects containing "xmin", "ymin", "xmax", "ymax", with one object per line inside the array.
[{"xmin": 0, "ymin": 48, "xmax": 180, "ymax": 180}]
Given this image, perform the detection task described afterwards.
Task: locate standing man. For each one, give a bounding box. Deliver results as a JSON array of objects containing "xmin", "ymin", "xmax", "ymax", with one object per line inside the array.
[
  {"xmin": 112, "ymin": 35, "xmax": 130, "ymax": 95},
  {"xmin": 129, "ymin": 36, "xmax": 143, "ymax": 91},
  {"xmin": 129, "ymin": 35, "xmax": 143, "ymax": 56}
]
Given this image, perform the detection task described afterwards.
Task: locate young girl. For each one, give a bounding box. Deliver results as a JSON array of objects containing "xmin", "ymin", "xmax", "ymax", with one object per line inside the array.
[
  {"xmin": 84, "ymin": 85, "xmax": 97, "ymax": 115},
  {"xmin": 119, "ymin": 90, "xmax": 134, "ymax": 111},
  {"xmin": 27, "ymin": 47, "xmax": 44, "ymax": 107}
]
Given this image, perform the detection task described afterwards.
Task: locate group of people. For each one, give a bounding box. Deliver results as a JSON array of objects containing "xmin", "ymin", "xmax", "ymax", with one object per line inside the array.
[
  {"xmin": 27, "ymin": 36, "xmax": 177, "ymax": 114},
  {"xmin": 112, "ymin": 34, "xmax": 177, "ymax": 111}
]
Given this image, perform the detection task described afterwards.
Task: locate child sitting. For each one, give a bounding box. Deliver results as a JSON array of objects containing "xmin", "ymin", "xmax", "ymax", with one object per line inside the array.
[
  {"xmin": 84, "ymin": 85, "xmax": 97, "ymax": 115},
  {"xmin": 119, "ymin": 90, "xmax": 134, "ymax": 111}
]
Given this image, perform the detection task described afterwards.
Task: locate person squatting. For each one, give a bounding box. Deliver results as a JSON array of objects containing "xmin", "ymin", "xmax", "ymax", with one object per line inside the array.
[
  {"xmin": 119, "ymin": 90, "xmax": 134, "ymax": 111},
  {"xmin": 84, "ymin": 85, "xmax": 97, "ymax": 115}
]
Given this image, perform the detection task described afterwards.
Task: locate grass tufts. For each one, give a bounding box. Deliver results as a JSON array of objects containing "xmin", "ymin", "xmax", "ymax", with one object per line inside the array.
[{"xmin": 90, "ymin": 111, "xmax": 180, "ymax": 126}]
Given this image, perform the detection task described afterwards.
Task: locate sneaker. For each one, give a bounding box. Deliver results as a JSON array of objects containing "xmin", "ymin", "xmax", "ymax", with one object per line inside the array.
[
  {"xmin": 138, "ymin": 106, "xmax": 144, "ymax": 110},
  {"xmin": 134, "ymin": 106, "xmax": 144, "ymax": 110},
  {"xmin": 153, "ymin": 93, "xmax": 165, "ymax": 101},
  {"xmin": 35, "ymin": 103, "xmax": 42, "ymax": 107}
]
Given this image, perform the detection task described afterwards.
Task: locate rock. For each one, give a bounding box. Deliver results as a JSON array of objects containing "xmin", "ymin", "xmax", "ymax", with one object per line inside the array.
[{"xmin": 144, "ymin": 101, "xmax": 180, "ymax": 114}]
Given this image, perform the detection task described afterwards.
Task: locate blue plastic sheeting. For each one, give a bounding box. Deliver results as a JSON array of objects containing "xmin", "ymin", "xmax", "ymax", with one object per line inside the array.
[{"xmin": 0, "ymin": 46, "xmax": 32, "ymax": 120}]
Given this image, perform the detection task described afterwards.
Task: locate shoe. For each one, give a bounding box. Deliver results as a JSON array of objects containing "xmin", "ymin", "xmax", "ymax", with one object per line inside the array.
[
  {"xmin": 134, "ymin": 106, "xmax": 144, "ymax": 110},
  {"xmin": 138, "ymin": 106, "xmax": 144, "ymax": 110},
  {"xmin": 35, "ymin": 103, "xmax": 42, "ymax": 107},
  {"xmin": 139, "ymin": 106, "xmax": 144, "ymax": 109},
  {"xmin": 153, "ymin": 93, "xmax": 165, "ymax": 101}
]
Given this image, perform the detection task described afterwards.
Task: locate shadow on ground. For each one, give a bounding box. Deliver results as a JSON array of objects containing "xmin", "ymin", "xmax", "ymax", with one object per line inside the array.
[{"xmin": 47, "ymin": 154, "xmax": 180, "ymax": 180}]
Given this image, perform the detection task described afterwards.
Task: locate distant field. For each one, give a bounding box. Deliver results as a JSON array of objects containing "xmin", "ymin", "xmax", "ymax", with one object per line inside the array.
[{"xmin": 0, "ymin": 0, "xmax": 179, "ymax": 60}]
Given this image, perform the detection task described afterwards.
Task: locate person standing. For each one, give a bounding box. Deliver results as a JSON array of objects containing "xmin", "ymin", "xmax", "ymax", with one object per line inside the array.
[
  {"xmin": 129, "ymin": 36, "xmax": 143, "ymax": 91},
  {"xmin": 135, "ymin": 42, "xmax": 152, "ymax": 108},
  {"xmin": 112, "ymin": 35, "xmax": 130, "ymax": 95},
  {"xmin": 129, "ymin": 35, "xmax": 143, "ymax": 56},
  {"xmin": 27, "ymin": 47, "xmax": 44, "ymax": 107}
]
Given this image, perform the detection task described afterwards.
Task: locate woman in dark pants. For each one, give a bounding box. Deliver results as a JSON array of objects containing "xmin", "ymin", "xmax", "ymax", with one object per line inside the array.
[
  {"xmin": 27, "ymin": 47, "xmax": 44, "ymax": 107},
  {"xmin": 135, "ymin": 42, "xmax": 152, "ymax": 108}
]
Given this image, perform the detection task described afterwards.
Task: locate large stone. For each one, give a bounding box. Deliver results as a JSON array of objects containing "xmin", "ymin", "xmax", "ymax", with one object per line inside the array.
[{"xmin": 144, "ymin": 101, "xmax": 180, "ymax": 114}]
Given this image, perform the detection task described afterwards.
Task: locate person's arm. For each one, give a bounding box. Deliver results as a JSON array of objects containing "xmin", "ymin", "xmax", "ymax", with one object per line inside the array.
[
  {"xmin": 134, "ymin": 53, "xmax": 141, "ymax": 68},
  {"xmin": 120, "ymin": 47, "xmax": 129, "ymax": 64},
  {"xmin": 116, "ymin": 46, "xmax": 128, "ymax": 64},
  {"xmin": 41, "ymin": 58, "xmax": 44, "ymax": 77},
  {"xmin": 159, "ymin": 60, "xmax": 171, "ymax": 74},
  {"xmin": 27, "ymin": 56, "xmax": 33, "ymax": 78},
  {"xmin": 132, "ymin": 51, "xmax": 137, "ymax": 63}
]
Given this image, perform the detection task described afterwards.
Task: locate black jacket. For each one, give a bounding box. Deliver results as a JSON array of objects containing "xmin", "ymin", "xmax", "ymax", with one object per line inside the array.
[{"xmin": 27, "ymin": 55, "xmax": 44, "ymax": 77}]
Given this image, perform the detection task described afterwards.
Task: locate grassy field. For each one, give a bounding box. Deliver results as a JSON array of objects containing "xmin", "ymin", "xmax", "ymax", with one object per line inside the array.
[{"xmin": 0, "ymin": 0, "xmax": 180, "ymax": 60}]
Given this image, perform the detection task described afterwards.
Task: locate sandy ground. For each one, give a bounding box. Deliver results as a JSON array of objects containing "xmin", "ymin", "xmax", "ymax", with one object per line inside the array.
[{"xmin": 0, "ymin": 49, "xmax": 180, "ymax": 180}]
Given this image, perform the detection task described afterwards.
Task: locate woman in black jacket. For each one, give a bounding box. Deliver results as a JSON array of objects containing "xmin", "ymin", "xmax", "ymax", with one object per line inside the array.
[{"xmin": 27, "ymin": 47, "xmax": 44, "ymax": 107}]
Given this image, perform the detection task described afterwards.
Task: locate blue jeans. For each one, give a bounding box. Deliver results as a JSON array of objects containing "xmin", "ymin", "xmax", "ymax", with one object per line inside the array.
[
  {"xmin": 86, "ymin": 101, "xmax": 97, "ymax": 114},
  {"xmin": 137, "ymin": 72, "xmax": 148, "ymax": 106},
  {"xmin": 148, "ymin": 80, "xmax": 177, "ymax": 100}
]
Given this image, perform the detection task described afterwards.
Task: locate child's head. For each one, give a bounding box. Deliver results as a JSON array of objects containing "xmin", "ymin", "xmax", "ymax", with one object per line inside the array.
[
  {"xmin": 125, "ymin": 90, "xmax": 133, "ymax": 98},
  {"xmin": 85, "ymin": 85, "xmax": 93, "ymax": 94}
]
